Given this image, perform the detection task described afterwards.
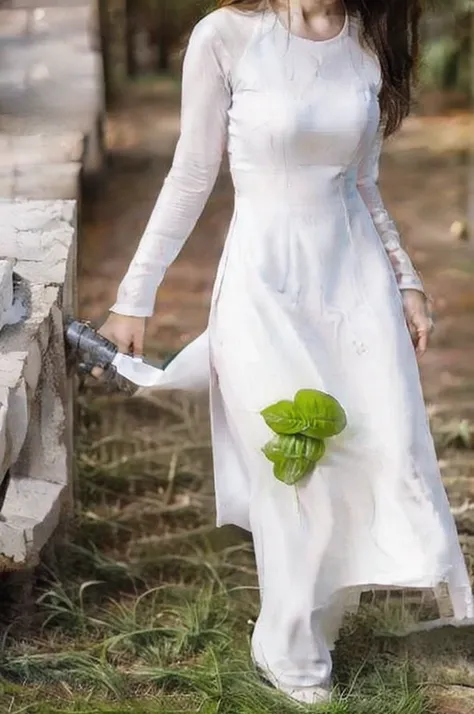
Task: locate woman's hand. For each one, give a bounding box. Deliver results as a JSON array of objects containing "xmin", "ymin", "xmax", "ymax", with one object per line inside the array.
[
  {"xmin": 98, "ymin": 313, "xmax": 146, "ymax": 356},
  {"xmin": 402, "ymin": 289, "xmax": 434, "ymax": 359},
  {"xmin": 92, "ymin": 313, "xmax": 146, "ymax": 378}
]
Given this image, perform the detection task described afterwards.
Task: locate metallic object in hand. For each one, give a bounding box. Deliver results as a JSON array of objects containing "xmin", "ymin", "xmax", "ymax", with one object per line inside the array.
[{"xmin": 64, "ymin": 319, "xmax": 137, "ymax": 393}]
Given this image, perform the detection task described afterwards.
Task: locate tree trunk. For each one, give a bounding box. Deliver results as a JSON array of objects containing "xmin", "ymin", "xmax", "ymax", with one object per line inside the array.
[
  {"xmin": 97, "ymin": 0, "xmax": 113, "ymax": 107},
  {"xmin": 125, "ymin": 0, "xmax": 138, "ymax": 77},
  {"xmin": 156, "ymin": 0, "xmax": 172, "ymax": 72},
  {"xmin": 98, "ymin": 0, "xmax": 127, "ymax": 106}
]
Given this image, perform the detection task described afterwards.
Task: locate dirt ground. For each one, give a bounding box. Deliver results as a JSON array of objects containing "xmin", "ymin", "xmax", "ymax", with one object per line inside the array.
[{"xmin": 79, "ymin": 79, "xmax": 474, "ymax": 530}]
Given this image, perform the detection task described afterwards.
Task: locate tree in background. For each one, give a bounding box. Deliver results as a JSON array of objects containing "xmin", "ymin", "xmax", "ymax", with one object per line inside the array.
[
  {"xmin": 97, "ymin": 0, "xmax": 127, "ymax": 106},
  {"xmin": 137, "ymin": 0, "xmax": 208, "ymax": 73},
  {"xmin": 97, "ymin": 0, "xmax": 207, "ymax": 102},
  {"xmin": 420, "ymin": 0, "xmax": 473, "ymax": 98}
]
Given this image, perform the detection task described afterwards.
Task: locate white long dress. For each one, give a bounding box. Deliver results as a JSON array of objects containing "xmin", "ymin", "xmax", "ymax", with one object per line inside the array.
[{"xmin": 111, "ymin": 7, "xmax": 473, "ymax": 689}]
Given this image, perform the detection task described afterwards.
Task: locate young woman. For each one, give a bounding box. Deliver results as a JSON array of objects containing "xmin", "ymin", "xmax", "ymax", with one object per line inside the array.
[{"xmin": 99, "ymin": 0, "xmax": 474, "ymax": 705}]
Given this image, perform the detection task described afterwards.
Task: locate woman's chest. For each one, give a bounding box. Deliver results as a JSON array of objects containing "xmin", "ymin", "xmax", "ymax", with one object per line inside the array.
[{"xmin": 227, "ymin": 34, "xmax": 380, "ymax": 167}]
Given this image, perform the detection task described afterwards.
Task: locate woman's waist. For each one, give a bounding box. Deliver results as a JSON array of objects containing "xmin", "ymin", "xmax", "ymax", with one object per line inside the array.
[{"xmin": 231, "ymin": 166, "xmax": 359, "ymax": 208}]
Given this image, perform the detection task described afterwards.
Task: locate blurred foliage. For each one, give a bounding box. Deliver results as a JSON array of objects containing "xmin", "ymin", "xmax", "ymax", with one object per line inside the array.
[
  {"xmin": 420, "ymin": 8, "xmax": 473, "ymax": 94},
  {"xmin": 98, "ymin": 0, "xmax": 474, "ymax": 101},
  {"xmin": 420, "ymin": 37, "xmax": 471, "ymax": 93}
]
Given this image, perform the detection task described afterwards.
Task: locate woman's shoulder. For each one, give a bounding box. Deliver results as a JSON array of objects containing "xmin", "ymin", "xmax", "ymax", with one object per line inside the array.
[
  {"xmin": 192, "ymin": 6, "xmax": 264, "ymax": 42},
  {"xmin": 190, "ymin": 7, "xmax": 263, "ymax": 61}
]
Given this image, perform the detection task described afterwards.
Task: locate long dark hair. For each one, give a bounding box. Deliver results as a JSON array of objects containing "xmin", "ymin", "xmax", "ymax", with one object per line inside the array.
[{"xmin": 216, "ymin": 0, "xmax": 422, "ymax": 137}]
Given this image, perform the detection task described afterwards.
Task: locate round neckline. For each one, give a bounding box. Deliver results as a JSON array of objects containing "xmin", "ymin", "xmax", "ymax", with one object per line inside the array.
[{"xmin": 273, "ymin": 9, "xmax": 349, "ymax": 45}]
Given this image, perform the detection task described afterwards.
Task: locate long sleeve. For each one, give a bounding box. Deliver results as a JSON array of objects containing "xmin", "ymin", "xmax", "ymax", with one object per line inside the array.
[
  {"xmin": 111, "ymin": 18, "xmax": 231, "ymax": 317},
  {"xmin": 357, "ymin": 130, "xmax": 425, "ymax": 294}
]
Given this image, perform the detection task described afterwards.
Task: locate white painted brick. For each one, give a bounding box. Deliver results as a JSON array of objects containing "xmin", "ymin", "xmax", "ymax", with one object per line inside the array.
[
  {"xmin": 2, "ymin": 478, "xmax": 64, "ymax": 522},
  {"xmin": 0, "ymin": 481, "xmax": 65, "ymax": 565},
  {"xmin": 14, "ymin": 163, "xmax": 81, "ymax": 201},
  {"xmin": 0, "ymin": 200, "xmax": 76, "ymax": 284},
  {"xmin": 0, "ymin": 132, "xmax": 84, "ymax": 167},
  {"xmin": 0, "ymin": 517, "xmax": 31, "ymax": 566}
]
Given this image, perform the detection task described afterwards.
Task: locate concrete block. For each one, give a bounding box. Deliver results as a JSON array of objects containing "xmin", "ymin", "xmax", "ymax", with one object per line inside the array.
[
  {"xmin": 0, "ymin": 476, "xmax": 64, "ymax": 567},
  {"xmin": 0, "ymin": 168, "xmax": 15, "ymax": 199},
  {"xmin": 0, "ymin": 259, "xmax": 14, "ymax": 330},
  {"xmin": 0, "ymin": 133, "xmax": 85, "ymax": 167},
  {"xmin": 2, "ymin": 477, "xmax": 64, "ymax": 522},
  {"xmin": 14, "ymin": 162, "xmax": 82, "ymax": 200},
  {"xmin": 0, "ymin": 517, "xmax": 33, "ymax": 569},
  {"xmin": 0, "ymin": 9, "xmax": 28, "ymax": 38},
  {"xmin": 26, "ymin": 6, "xmax": 92, "ymax": 38},
  {"xmin": 0, "ymin": 199, "xmax": 76, "ymax": 284}
]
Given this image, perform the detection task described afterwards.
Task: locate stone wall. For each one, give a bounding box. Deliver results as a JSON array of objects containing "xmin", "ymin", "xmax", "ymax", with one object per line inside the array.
[
  {"xmin": 0, "ymin": 200, "xmax": 76, "ymax": 570},
  {"xmin": 0, "ymin": 0, "xmax": 104, "ymax": 570},
  {"xmin": 0, "ymin": 0, "xmax": 105, "ymax": 200}
]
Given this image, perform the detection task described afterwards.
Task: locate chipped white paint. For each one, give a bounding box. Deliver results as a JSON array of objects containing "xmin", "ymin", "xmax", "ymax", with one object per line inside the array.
[
  {"xmin": 0, "ymin": 200, "xmax": 76, "ymax": 283},
  {"xmin": 0, "ymin": 199, "xmax": 76, "ymax": 569}
]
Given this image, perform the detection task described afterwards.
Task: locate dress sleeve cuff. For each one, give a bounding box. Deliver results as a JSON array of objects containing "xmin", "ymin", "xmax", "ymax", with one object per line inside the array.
[
  {"xmin": 109, "ymin": 304, "xmax": 154, "ymax": 318},
  {"xmin": 397, "ymin": 274, "xmax": 426, "ymax": 295}
]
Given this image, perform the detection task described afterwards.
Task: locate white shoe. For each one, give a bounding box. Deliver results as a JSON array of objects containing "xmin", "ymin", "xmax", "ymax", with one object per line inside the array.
[
  {"xmin": 280, "ymin": 683, "xmax": 332, "ymax": 705},
  {"xmin": 253, "ymin": 657, "xmax": 332, "ymax": 706}
]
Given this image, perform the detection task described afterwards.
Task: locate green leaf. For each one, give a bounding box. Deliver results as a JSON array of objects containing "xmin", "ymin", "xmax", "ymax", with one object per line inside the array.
[
  {"xmin": 262, "ymin": 435, "xmax": 326, "ymax": 485},
  {"xmin": 273, "ymin": 457, "xmax": 314, "ymax": 485},
  {"xmin": 260, "ymin": 400, "xmax": 304, "ymax": 435},
  {"xmin": 263, "ymin": 434, "xmax": 325, "ymax": 463},
  {"xmin": 262, "ymin": 438, "xmax": 284, "ymax": 463},
  {"xmin": 294, "ymin": 389, "xmax": 347, "ymax": 439}
]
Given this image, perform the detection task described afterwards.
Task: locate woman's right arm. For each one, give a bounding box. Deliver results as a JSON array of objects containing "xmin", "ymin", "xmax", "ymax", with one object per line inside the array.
[{"xmin": 99, "ymin": 16, "xmax": 231, "ymax": 354}]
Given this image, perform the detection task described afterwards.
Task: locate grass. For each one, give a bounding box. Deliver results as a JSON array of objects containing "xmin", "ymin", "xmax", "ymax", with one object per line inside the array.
[{"xmin": 0, "ymin": 384, "xmax": 473, "ymax": 713}]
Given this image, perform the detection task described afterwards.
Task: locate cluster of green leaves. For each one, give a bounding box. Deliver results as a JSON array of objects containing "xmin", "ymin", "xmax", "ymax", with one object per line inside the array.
[{"xmin": 260, "ymin": 389, "xmax": 347, "ymax": 485}]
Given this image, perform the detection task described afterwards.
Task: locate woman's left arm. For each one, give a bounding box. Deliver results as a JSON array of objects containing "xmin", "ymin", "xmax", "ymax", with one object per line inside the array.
[{"xmin": 357, "ymin": 131, "xmax": 433, "ymax": 358}]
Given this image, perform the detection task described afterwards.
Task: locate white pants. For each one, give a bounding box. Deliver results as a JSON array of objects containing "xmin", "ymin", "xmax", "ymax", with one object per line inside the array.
[
  {"xmin": 251, "ymin": 605, "xmax": 336, "ymax": 689},
  {"xmin": 249, "ymin": 524, "xmax": 351, "ymax": 689}
]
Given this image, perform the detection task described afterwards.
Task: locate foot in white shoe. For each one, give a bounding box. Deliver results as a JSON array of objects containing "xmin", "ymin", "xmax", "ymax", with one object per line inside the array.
[
  {"xmin": 281, "ymin": 683, "xmax": 332, "ymax": 705},
  {"xmin": 253, "ymin": 659, "xmax": 332, "ymax": 706}
]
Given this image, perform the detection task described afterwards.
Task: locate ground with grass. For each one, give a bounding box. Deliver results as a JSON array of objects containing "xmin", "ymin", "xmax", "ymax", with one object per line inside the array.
[{"xmin": 1, "ymin": 80, "xmax": 474, "ymax": 713}]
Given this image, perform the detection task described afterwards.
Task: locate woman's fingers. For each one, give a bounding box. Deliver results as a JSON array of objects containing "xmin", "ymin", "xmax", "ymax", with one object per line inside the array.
[
  {"xmin": 402, "ymin": 290, "xmax": 434, "ymax": 358},
  {"xmin": 415, "ymin": 326, "xmax": 429, "ymax": 358},
  {"xmin": 413, "ymin": 317, "xmax": 434, "ymax": 359},
  {"xmin": 89, "ymin": 314, "xmax": 147, "ymax": 378},
  {"xmin": 132, "ymin": 323, "xmax": 145, "ymax": 358}
]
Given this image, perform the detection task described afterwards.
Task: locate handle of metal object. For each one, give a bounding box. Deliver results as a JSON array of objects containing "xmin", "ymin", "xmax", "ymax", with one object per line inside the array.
[{"xmin": 64, "ymin": 319, "xmax": 118, "ymax": 375}]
